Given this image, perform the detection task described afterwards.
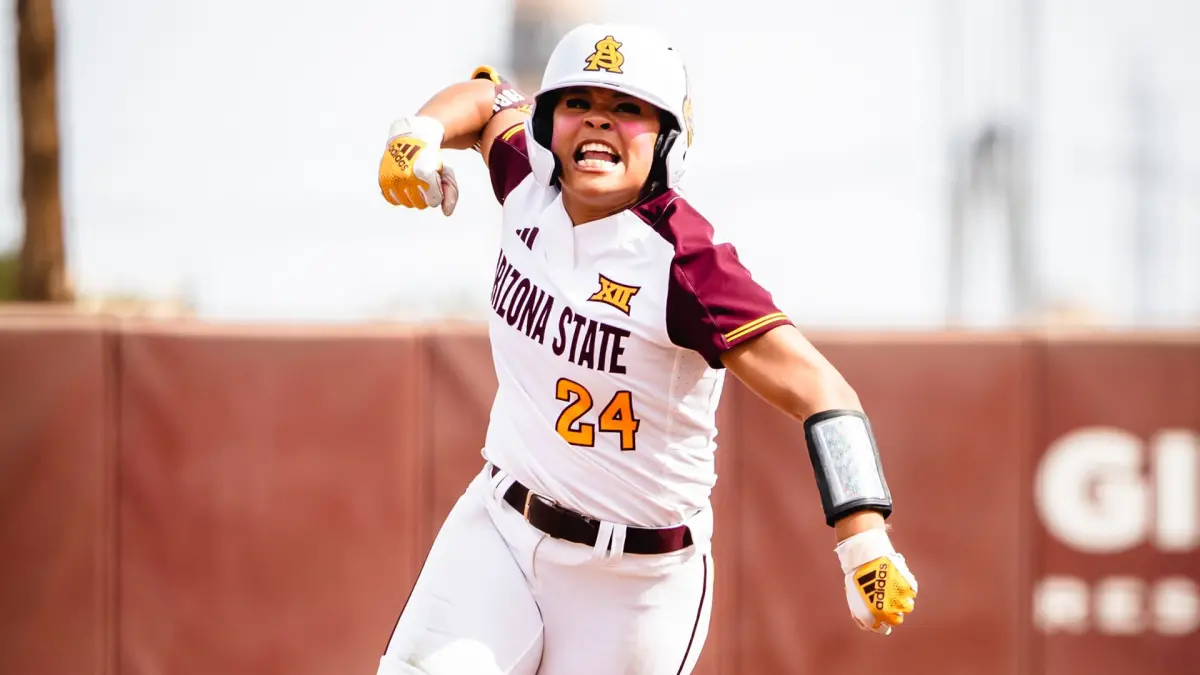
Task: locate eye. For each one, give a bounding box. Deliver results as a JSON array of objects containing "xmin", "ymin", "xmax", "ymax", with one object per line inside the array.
[
  {"xmin": 564, "ymin": 97, "xmax": 589, "ymax": 110},
  {"xmin": 615, "ymin": 102, "xmax": 643, "ymax": 115}
]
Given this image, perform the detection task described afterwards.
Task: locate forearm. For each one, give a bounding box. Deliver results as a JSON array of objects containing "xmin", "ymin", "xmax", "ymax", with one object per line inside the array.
[
  {"xmin": 760, "ymin": 354, "xmax": 886, "ymax": 540},
  {"xmin": 412, "ymin": 79, "xmax": 497, "ymax": 150}
]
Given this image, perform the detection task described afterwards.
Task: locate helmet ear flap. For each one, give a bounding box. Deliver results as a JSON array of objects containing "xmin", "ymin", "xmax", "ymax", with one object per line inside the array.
[
  {"xmin": 641, "ymin": 109, "xmax": 679, "ymax": 199},
  {"xmin": 655, "ymin": 111, "xmax": 680, "ymax": 160},
  {"xmin": 531, "ymin": 91, "xmax": 563, "ymax": 186}
]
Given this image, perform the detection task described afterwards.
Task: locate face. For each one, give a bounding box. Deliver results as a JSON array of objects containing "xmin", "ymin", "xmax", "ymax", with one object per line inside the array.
[{"xmin": 549, "ymin": 86, "xmax": 662, "ymax": 213}]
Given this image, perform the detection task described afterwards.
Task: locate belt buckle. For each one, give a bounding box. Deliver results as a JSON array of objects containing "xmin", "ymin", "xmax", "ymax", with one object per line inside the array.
[{"xmin": 522, "ymin": 490, "xmax": 555, "ymax": 521}]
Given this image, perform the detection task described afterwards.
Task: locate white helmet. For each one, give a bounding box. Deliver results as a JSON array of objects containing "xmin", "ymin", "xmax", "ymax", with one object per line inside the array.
[{"xmin": 524, "ymin": 23, "xmax": 694, "ymax": 191}]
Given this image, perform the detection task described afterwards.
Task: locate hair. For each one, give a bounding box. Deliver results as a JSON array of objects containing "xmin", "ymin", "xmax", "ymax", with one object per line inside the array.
[{"xmin": 531, "ymin": 90, "xmax": 679, "ymax": 202}]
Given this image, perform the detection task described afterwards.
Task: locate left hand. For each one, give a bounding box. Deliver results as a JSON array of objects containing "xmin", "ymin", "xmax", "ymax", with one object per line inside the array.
[{"xmin": 835, "ymin": 528, "xmax": 919, "ymax": 635}]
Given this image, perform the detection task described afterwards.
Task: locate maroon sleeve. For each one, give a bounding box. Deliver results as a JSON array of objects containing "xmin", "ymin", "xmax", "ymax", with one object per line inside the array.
[
  {"xmin": 636, "ymin": 193, "xmax": 793, "ymax": 368},
  {"xmin": 487, "ymin": 122, "xmax": 533, "ymax": 204}
]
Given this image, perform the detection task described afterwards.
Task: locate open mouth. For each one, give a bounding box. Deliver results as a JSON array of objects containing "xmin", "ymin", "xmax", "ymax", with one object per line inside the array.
[{"xmin": 573, "ymin": 141, "xmax": 621, "ymax": 172}]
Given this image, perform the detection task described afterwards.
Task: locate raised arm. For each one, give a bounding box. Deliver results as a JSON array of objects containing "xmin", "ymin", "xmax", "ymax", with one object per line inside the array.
[
  {"xmin": 378, "ymin": 67, "xmax": 532, "ymax": 213},
  {"xmin": 410, "ymin": 68, "xmax": 530, "ymax": 162}
]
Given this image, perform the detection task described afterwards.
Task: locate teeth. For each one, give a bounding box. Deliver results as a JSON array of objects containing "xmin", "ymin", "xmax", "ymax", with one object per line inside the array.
[
  {"xmin": 580, "ymin": 142, "xmax": 617, "ymax": 154},
  {"xmin": 576, "ymin": 157, "xmax": 617, "ymax": 170},
  {"xmin": 573, "ymin": 140, "xmax": 620, "ymax": 171},
  {"xmin": 578, "ymin": 156, "xmax": 619, "ymax": 169}
]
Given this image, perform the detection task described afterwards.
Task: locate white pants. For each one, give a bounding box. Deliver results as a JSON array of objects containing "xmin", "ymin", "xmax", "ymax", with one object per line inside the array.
[{"xmin": 378, "ymin": 463, "xmax": 715, "ymax": 675}]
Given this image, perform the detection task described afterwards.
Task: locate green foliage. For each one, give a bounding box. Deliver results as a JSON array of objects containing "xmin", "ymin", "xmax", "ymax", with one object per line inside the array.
[{"xmin": 0, "ymin": 249, "xmax": 17, "ymax": 301}]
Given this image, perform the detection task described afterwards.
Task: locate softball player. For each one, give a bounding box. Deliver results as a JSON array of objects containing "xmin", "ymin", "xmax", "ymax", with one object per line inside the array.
[{"xmin": 374, "ymin": 23, "xmax": 919, "ymax": 675}]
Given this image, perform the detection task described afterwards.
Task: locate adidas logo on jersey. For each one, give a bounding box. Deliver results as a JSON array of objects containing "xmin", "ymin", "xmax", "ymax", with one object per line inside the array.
[
  {"xmin": 516, "ymin": 227, "xmax": 539, "ymax": 250},
  {"xmin": 857, "ymin": 563, "xmax": 888, "ymax": 611}
]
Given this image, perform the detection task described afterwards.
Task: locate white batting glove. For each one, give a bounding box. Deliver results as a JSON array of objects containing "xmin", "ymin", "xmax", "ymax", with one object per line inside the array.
[
  {"xmin": 378, "ymin": 116, "xmax": 459, "ymax": 216},
  {"xmin": 835, "ymin": 527, "xmax": 919, "ymax": 635}
]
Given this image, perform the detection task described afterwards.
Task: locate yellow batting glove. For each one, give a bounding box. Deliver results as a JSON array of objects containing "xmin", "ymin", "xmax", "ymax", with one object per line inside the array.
[
  {"xmin": 378, "ymin": 116, "xmax": 459, "ymax": 216},
  {"xmin": 835, "ymin": 528, "xmax": 919, "ymax": 635}
]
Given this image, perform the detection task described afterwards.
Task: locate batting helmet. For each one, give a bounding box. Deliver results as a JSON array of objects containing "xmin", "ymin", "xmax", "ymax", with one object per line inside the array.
[{"xmin": 524, "ymin": 23, "xmax": 694, "ymax": 192}]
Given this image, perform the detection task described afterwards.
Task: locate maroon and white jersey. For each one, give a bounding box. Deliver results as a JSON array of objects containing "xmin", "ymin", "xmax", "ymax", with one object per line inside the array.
[{"xmin": 481, "ymin": 122, "xmax": 793, "ymax": 527}]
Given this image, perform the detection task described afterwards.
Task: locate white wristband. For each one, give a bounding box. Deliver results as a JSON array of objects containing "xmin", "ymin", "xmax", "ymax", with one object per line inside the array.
[
  {"xmin": 387, "ymin": 115, "xmax": 445, "ymax": 146},
  {"xmin": 834, "ymin": 527, "xmax": 895, "ymax": 574}
]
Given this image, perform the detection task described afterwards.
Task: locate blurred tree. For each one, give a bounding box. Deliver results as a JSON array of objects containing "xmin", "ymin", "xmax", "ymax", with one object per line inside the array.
[
  {"xmin": 510, "ymin": 0, "xmax": 594, "ymax": 93},
  {"xmin": 15, "ymin": 0, "xmax": 73, "ymax": 302},
  {"xmin": 0, "ymin": 249, "xmax": 17, "ymax": 300}
]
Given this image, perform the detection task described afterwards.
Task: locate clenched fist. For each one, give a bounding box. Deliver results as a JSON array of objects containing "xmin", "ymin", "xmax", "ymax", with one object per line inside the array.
[
  {"xmin": 835, "ymin": 528, "xmax": 918, "ymax": 635},
  {"xmin": 378, "ymin": 116, "xmax": 459, "ymax": 216}
]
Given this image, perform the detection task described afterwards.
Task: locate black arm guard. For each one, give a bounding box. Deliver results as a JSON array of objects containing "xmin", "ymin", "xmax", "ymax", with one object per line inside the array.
[{"xmin": 804, "ymin": 409, "xmax": 893, "ymax": 527}]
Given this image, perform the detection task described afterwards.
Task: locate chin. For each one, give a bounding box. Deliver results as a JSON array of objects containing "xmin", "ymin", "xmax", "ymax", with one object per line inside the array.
[{"xmin": 565, "ymin": 168, "xmax": 635, "ymax": 199}]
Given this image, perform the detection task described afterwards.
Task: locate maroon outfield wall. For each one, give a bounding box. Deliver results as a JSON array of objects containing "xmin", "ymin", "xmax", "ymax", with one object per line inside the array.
[{"xmin": 0, "ymin": 314, "xmax": 1196, "ymax": 675}]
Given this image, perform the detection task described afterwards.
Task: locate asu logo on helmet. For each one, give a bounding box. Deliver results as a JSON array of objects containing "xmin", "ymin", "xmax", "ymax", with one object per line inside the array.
[{"xmin": 584, "ymin": 35, "xmax": 625, "ymax": 74}]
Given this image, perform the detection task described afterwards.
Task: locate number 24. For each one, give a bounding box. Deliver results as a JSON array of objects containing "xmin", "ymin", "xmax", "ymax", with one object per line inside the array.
[{"xmin": 555, "ymin": 378, "xmax": 640, "ymax": 451}]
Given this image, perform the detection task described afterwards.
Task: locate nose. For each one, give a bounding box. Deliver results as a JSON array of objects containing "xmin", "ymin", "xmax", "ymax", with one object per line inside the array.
[{"xmin": 584, "ymin": 116, "xmax": 612, "ymax": 131}]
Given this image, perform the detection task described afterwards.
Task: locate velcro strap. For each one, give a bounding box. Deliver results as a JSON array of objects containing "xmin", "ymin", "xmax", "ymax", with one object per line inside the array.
[{"xmin": 834, "ymin": 527, "xmax": 896, "ymax": 574}]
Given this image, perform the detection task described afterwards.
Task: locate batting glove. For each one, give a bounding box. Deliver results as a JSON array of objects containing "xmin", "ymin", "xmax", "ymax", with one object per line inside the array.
[
  {"xmin": 835, "ymin": 527, "xmax": 918, "ymax": 635},
  {"xmin": 378, "ymin": 115, "xmax": 459, "ymax": 216}
]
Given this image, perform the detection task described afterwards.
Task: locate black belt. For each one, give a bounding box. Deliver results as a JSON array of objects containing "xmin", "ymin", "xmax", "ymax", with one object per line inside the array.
[{"xmin": 490, "ymin": 465, "xmax": 694, "ymax": 555}]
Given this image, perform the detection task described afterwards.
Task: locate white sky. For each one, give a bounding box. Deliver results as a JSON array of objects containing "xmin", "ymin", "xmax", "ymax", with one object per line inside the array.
[{"xmin": 1, "ymin": 0, "xmax": 1197, "ymax": 326}]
